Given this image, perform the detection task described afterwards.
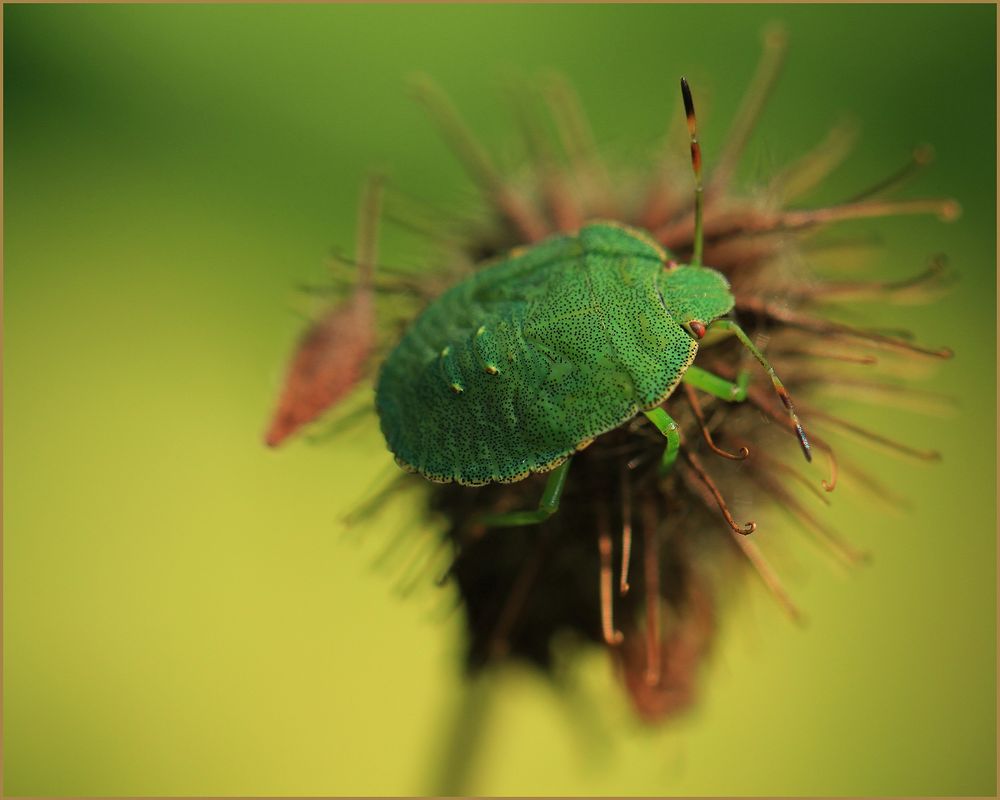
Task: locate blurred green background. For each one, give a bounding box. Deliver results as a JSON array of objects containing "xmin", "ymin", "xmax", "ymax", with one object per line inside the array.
[{"xmin": 4, "ymin": 4, "xmax": 995, "ymax": 796}]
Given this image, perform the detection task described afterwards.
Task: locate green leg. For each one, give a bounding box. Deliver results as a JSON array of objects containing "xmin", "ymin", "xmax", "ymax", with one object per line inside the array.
[
  {"xmin": 682, "ymin": 364, "xmax": 750, "ymax": 402},
  {"xmin": 479, "ymin": 459, "xmax": 572, "ymax": 528},
  {"xmin": 710, "ymin": 319, "xmax": 813, "ymax": 463},
  {"xmin": 643, "ymin": 407, "xmax": 681, "ymax": 475}
]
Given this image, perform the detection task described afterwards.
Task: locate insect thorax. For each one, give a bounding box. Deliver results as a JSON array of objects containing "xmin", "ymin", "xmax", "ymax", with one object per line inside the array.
[{"xmin": 656, "ymin": 264, "xmax": 736, "ymax": 329}]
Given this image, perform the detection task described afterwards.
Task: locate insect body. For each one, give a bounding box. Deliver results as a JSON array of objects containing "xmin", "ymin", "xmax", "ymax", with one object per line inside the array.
[
  {"xmin": 377, "ymin": 222, "xmax": 732, "ymax": 485},
  {"xmin": 376, "ymin": 78, "xmax": 810, "ymax": 527}
]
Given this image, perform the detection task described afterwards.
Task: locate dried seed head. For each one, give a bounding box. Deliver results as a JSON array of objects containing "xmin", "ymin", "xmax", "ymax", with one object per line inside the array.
[{"xmin": 269, "ymin": 33, "xmax": 956, "ymax": 723}]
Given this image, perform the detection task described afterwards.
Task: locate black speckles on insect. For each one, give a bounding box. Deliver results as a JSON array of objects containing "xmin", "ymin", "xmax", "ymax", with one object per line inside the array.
[{"xmin": 376, "ymin": 222, "xmax": 709, "ymax": 485}]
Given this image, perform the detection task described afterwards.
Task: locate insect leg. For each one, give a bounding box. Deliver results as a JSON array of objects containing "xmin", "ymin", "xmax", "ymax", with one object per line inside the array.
[
  {"xmin": 478, "ymin": 459, "xmax": 572, "ymax": 528},
  {"xmin": 642, "ymin": 408, "xmax": 681, "ymax": 475},
  {"xmin": 711, "ymin": 320, "xmax": 813, "ymax": 463},
  {"xmin": 681, "ymin": 364, "xmax": 750, "ymax": 402}
]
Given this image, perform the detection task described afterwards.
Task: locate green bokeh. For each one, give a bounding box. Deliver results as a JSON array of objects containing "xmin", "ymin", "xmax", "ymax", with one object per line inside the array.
[{"xmin": 4, "ymin": 4, "xmax": 995, "ymax": 795}]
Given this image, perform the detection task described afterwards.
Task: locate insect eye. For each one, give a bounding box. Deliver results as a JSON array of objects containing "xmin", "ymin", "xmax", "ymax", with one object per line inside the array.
[{"xmin": 689, "ymin": 320, "xmax": 707, "ymax": 340}]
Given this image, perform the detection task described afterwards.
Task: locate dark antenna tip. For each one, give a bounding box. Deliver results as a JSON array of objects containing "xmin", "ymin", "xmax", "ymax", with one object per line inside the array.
[
  {"xmin": 679, "ymin": 77, "xmax": 704, "ymax": 265},
  {"xmin": 680, "ymin": 76, "xmax": 695, "ymax": 121}
]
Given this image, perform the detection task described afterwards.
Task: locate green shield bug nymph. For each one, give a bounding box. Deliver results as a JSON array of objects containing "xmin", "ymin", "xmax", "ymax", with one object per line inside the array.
[{"xmin": 376, "ymin": 78, "xmax": 811, "ymax": 528}]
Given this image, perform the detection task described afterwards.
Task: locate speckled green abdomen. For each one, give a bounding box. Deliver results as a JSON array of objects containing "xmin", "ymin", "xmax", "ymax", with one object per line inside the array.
[{"xmin": 375, "ymin": 222, "xmax": 701, "ymax": 486}]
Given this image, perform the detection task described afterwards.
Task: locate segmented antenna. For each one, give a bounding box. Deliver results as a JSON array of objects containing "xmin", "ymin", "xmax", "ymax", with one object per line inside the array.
[{"xmin": 680, "ymin": 77, "xmax": 704, "ymax": 266}]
